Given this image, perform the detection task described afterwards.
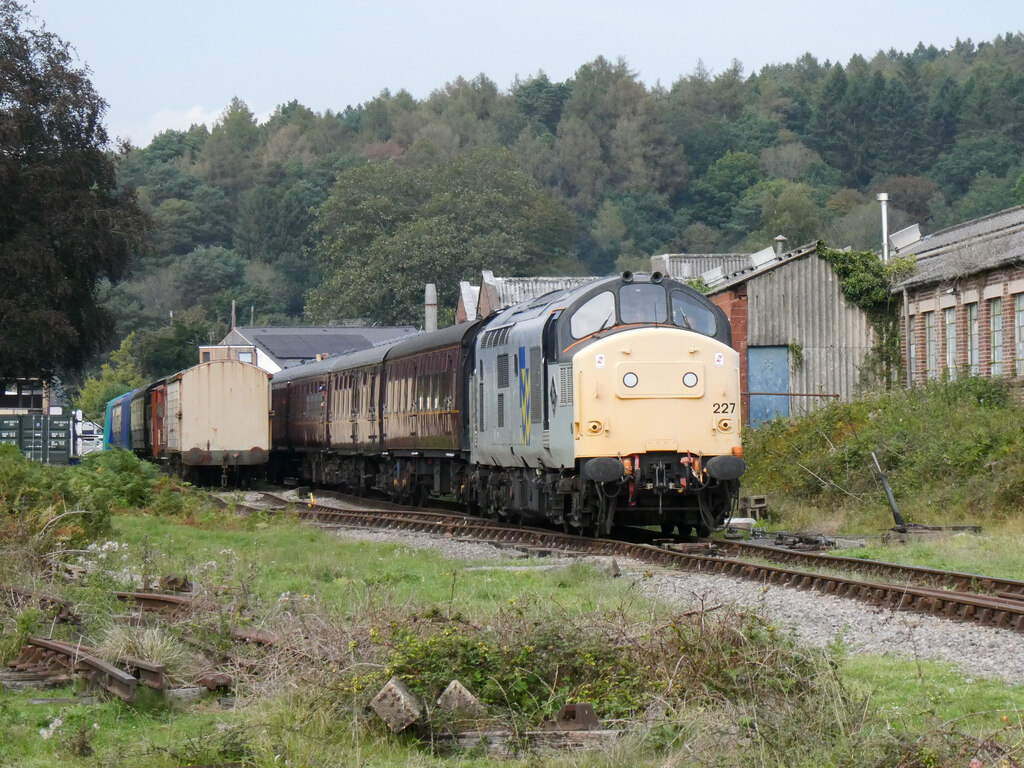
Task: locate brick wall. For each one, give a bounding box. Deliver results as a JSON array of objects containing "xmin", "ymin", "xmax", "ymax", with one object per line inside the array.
[
  {"xmin": 711, "ymin": 286, "xmax": 750, "ymax": 424},
  {"xmin": 903, "ymin": 263, "xmax": 1024, "ymax": 385}
]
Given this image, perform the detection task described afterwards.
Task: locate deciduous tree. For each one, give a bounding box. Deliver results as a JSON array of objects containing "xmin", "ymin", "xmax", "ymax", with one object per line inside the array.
[{"xmin": 0, "ymin": 1, "xmax": 148, "ymax": 380}]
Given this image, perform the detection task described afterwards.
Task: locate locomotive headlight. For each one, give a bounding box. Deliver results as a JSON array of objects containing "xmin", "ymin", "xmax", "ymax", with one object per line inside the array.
[
  {"xmin": 682, "ymin": 372, "xmax": 699, "ymax": 388},
  {"xmin": 622, "ymin": 372, "xmax": 638, "ymax": 388}
]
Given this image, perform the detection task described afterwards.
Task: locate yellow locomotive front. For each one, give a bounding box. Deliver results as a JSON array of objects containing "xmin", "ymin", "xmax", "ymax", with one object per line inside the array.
[
  {"xmin": 571, "ymin": 325, "xmax": 744, "ymax": 536},
  {"xmin": 548, "ymin": 273, "xmax": 745, "ymax": 537}
]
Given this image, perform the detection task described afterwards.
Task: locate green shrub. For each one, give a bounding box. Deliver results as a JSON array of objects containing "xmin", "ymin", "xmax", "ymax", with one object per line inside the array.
[
  {"xmin": 378, "ymin": 605, "xmax": 838, "ymax": 726},
  {"xmin": 743, "ymin": 376, "xmax": 1024, "ymax": 524}
]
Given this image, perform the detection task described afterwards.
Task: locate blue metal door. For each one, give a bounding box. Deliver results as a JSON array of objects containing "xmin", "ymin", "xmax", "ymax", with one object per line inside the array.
[{"xmin": 748, "ymin": 346, "xmax": 790, "ymax": 425}]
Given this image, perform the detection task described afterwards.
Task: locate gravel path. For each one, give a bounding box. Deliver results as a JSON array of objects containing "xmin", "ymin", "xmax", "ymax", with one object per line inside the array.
[{"xmin": 323, "ymin": 523, "xmax": 1024, "ymax": 686}]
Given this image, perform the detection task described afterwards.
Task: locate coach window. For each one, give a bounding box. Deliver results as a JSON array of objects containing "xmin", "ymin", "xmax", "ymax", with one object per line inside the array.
[
  {"xmin": 671, "ymin": 290, "xmax": 717, "ymax": 336},
  {"xmin": 570, "ymin": 291, "xmax": 616, "ymax": 338},
  {"xmin": 620, "ymin": 283, "xmax": 667, "ymax": 324}
]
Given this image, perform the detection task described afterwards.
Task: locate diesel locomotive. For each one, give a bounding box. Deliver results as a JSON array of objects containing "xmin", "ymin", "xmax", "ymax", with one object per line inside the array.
[{"xmin": 271, "ymin": 272, "xmax": 745, "ymax": 536}]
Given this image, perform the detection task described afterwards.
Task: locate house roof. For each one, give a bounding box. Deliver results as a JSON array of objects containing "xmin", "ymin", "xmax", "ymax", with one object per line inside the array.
[
  {"xmin": 893, "ymin": 205, "xmax": 1024, "ymax": 291},
  {"xmin": 221, "ymin": 325, "xmax": 418, "ymax": 367},
  {"xmin": 651, "ymin": 253, "xmax": 754, "ymax": 280}
]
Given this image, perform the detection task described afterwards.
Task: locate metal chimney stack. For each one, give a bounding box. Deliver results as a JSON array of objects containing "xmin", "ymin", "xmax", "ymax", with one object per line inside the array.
[
  {"xmin": 425, "ymin": 284, "xmax": 438, "ymax": 332},
  {"xmin": 877, "ymin": 193, "xmax": 890, "ymax": 263}
]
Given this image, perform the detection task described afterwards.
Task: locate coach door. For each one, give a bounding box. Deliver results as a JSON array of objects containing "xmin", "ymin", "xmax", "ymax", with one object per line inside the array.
[{"xmin": 747, "ymin": 346, "xmax": 790, "ymax": 425}]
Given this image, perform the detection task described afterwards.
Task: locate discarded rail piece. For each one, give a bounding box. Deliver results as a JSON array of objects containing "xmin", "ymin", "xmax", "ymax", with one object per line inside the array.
[{"xmin": 9, "ymin": 638, "xmax": 142, "ymax": 702}]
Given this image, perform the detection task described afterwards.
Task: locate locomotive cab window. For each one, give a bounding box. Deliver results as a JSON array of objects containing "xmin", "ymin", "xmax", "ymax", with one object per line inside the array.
[
  {"xmin": 570, "ymin": 291, "xmax": 616, "ymax": 339},
  {"xmin": 671, "ymin": 290, "xmax": 717, "ymax": 336},
  {"xmin": 620, "ymin": 283, "xmax": 667, "ymax": 324}
]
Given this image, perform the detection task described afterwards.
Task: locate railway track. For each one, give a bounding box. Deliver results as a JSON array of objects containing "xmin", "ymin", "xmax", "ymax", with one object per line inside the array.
[
  {"xmin": 2, "ymin": 587, "xmax": 265, "ymax": 701},
  {"xmin": 244, "ymin": 490, "xmax": 1024, "ymax": 634}
]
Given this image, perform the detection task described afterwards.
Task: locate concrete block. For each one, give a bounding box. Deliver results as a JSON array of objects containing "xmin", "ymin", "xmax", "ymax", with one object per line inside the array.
[
  {"xmin": 437, "ymin": 680, "xmax": 485, "ymax": 716},
  {"xmin": 371, "ymin": 676, "xmax": 423, "ymax": 733}
]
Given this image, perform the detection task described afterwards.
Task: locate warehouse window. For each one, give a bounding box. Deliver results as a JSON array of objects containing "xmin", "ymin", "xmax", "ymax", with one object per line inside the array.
[
  {"xmin": 990, "ymin": 298, "xmax": 1003, "ymax": 377},
  {"xmin": 945, "ymin": 307, "xmax": 957, "ymax": 380},
  {"xmin": 1016, "ymin": 295, "xmax": 1024, "ymax": 376},
  {"xmin": 924, "ymin": 311, "xmax": 937, "ymax": 379},
  {"xmin": 967, "ymin": 303, "xmax": 979, "ymax": 375}
]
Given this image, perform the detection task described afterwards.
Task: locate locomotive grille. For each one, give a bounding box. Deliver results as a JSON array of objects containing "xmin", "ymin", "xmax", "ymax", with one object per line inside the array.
[
  {"xmin": 497, "ymin": 393, "xmax": 505, "ymax": 427},
  {"xmin": 478, "ymin": 381, "xmax": 485, "ymax": 430},
  {"xmin": 530, "ymin": 347, "xmax": 542, "ymax": 424},
  {"xmin": 497, "ymin": 354, "xmax": 509, "ymax": 388},
  {"xmin": 559, "ymin": 366, "xmax": 574, "ymax": 406}
]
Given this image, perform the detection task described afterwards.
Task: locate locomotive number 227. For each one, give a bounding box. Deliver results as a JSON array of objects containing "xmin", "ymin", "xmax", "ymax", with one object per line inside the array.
[{"xmin": 712, "ymin": 402, "xmax": 736, "ymax": 414}]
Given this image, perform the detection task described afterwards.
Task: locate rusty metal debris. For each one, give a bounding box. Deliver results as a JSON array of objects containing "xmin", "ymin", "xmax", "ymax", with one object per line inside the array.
[
  {"xmin": 1, "ymin": 585, "xmax": 81, "ymax": 624},
  {"xmin": 10, "ymin": 638, "xmax": 141, "ymax": 702}
]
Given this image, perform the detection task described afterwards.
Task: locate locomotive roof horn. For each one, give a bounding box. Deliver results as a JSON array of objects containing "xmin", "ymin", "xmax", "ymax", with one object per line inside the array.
[
  {"xmin": 621, "ymin": 271, "xmax": 633, "ymax": 282},
  {"xmin": 651, "ymin": 271, "xmax": 664, "ymax": 283}
]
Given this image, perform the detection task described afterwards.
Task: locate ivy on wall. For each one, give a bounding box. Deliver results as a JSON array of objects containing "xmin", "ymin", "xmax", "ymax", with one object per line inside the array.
[{"xmin": 817, "ymin": 243, "xmax": 915, "ymax": 388}]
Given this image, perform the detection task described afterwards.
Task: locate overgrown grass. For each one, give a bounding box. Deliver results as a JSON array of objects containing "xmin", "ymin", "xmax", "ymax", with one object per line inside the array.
[
  {"xmin": 743, "ymin": 376, "xmax": 1024, "ymax": 531},
  {"xmin": 5, "ymin": 431, "xmax": 1024, "ymax": 764}
]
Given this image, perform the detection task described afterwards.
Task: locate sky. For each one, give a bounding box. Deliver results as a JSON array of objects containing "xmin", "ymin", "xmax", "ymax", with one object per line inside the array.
[{"xmin": 26, "ymin": 0, "xmax": 1024, "ymax": 148}]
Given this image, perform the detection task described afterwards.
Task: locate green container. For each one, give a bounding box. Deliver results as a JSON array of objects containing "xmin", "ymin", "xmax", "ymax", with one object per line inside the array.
[{"xmin": 16, "ymin": 414, "xmax": 71, "ymax": 464}]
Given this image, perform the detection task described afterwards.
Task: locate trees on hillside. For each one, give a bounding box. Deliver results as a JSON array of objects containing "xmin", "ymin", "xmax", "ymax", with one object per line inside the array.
[
  {"xmin": 0, "ymin": 1, "xmax": 148, "ymax": 381},
  {"xmin": 61, "ymin": 31, "xmax": 1024, "ymax": 376},
  {"xmin": 306, "ymin": 149, "xmax": 579, "ymax": 325}
]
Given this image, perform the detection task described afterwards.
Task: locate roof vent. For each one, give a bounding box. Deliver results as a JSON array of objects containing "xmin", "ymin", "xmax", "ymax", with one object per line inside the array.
[
  {"xmin": 700, "ymin": 265, "xmax": 725, "ymax": 288},
  {"xmin": 749, "ymin": 246, "xmax": 776, "ymax": 269},
  {"xmin": 889, "ymin": 224, "xmax": 922, "ymax": 254}
]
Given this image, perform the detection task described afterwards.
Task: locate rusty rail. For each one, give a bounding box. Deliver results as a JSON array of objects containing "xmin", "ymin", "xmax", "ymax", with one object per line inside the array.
[
  {"xmin": 21, "ymin": 637, "xmax": 139, "ymax": 701},
  {"xmin": 715, "ymin": 539, "xmax": 1024, "ymax": 597},
  {"xmin": 1, "ymin": 585, "xmax": 80, "ymax": 624}
]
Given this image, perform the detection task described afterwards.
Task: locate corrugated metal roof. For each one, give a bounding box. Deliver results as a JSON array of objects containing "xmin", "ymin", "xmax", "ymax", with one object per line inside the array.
[
  {"xmin": 483, "ymin": 272, "xmax": 599, "ymax": 309},
  {"xmin": 651, "ymin": 253, "xmax": 752, "ymax": 279},
  {"xmin": 894, "ymin": 205, "xmax": 1024, "ymax": 290},
  {"xmin": 706, "ymin": 241, "xmax": 822, "ymax": 294}
]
